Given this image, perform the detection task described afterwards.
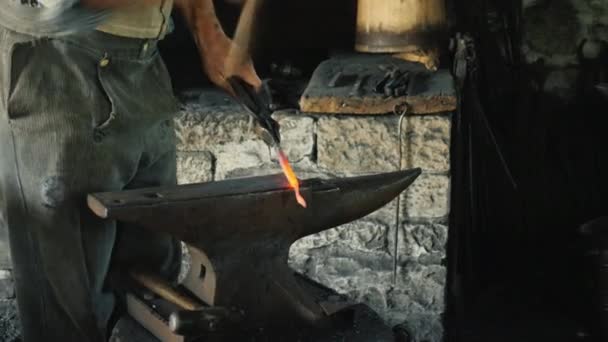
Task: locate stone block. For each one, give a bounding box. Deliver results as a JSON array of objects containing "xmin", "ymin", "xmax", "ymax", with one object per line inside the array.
[
  {"xmin": 400, "ymin": 264, "xmax": 447, "ymax": 306},
  {"xmin": 0, "ymin": 212, "xmax": 10, "ymax": 269},
  {"xmin": 386, "ymin": 289, "xmax": 428, "ymax": 322},
  {"xmin": 363, "ymin": 199, "xmax": 397, "ymax": 226},
  {"xmin": 222, "ymin": 160, "xmax": 322, "ymax": 181},
  {"xmin": 288, "ymin": 219, "xmax": 446, "ymax": 342},
  {"xmin": 316, "ymin": 116, "xmax": 400, "ymax": 175},
  {"xmin": 213, "ymin": 143, "xmax": 271, "ymax": 181},
  {"xmin": 386, "ymin": 265, "xmax": 446, "ymax": 342},
  {"xmin": 386, "ymin": 310, "xmax": 443, "ymax": 342},
  {"xmin": 408, "ymin": 263, "xmax": 447, "ymax": 286},
  {"xmin": 355, "ymin": 286, "xmax": 388, "ymax": 313},
  {"xmin": 176, "ymin": 151, "xmax": 214, "ymax": 185},
  {"xmin": 288, "ymin": 220, "xmax": 397, "ymax": 329},
  {"xmin": 174, "ymin": 103, "xmax": 270, "ymax": 180},
  {"xmin": 289, "ymin": 220, "xmax": 395, "ymax": 292},
  {"xmin": 0, "ymin": 299, "xmax": 20, "ymax": 341},
  {"xmin": 0, "ymin": 270, "xmax": 14, "ymax": 299},
  {"xmin": 175, "ymin": 100, "xmax": 315, "ymax": 181},
  {"xmin": 290, "ymin": 220, "xmax": 390, "ymax": 258},
  {"xmin": 272, "ymin": 111, "xmax": 315, "ymax": 163},
  {"xmin": 403, "ymin": 173, "xmax": 450, "ymax": 219},
  {"xmin": 175, "ymin": 103, "xmax": 260, "ymax": 152},
  {"xmin": 403, "ymin": 115, "xmax": 451, "ymax": 172},
  {"xmin": 299, "ymin": 262, "xmax": 426, "ymax": 336},
  {"xmin": 309, "ymin": 260, "xmax": 394, "ymax": 296},
  {"xmin": 388, "ymin": 223, "xmax": 448, "ymax": 263}
]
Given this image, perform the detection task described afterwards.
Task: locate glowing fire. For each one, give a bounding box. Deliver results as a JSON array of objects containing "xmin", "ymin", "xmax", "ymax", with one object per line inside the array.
[{"xmin": 277, "ymin": 149, "xmax": 307, "ymax": 208}]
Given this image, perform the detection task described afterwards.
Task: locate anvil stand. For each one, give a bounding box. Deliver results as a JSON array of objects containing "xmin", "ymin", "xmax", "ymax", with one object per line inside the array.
[{"xmin": 88, "ymin": 169, "xmax": 421, "ymax": 341}]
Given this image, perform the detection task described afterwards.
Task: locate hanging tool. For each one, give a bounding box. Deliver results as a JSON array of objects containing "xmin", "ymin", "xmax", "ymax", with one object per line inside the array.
[{"xmin": 374, "ymin": 67, "xmax": 411, "ymax": 98}]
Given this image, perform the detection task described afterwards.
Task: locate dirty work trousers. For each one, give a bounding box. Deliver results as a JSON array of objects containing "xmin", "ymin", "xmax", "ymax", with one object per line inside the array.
[{"xmin": 0, "ymin": 27, "xmax": 182, "ymax": 342}]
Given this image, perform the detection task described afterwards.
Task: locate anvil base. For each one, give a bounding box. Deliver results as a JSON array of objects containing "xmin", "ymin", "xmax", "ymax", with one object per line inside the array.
[{"xmin": 112, "ymin": 271, "xmax": 397, "ymax": 342}]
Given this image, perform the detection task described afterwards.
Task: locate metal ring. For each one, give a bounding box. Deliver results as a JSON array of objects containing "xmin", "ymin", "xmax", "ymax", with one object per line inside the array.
[{"xmin": 393, "ymin": 102, "xmax": 409, "ymax": 116}]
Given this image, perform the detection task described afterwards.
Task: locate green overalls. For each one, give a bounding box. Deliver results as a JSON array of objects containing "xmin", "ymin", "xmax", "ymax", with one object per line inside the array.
[{"xmin": 0, "ymin": 6, "xmax": 182, "ymax": 339}]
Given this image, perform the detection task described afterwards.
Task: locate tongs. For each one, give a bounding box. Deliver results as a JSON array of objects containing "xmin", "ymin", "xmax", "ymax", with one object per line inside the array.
[
  {"xmin": 227, "ymin": 76, "xmax": 281, "ymax": 148},
  {"xmin": 227, "ymin": 76, "xmax": 307, "ymax": 208}
]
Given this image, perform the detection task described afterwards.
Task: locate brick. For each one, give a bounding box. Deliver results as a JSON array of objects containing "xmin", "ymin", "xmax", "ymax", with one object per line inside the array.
[
  {"xmin": 317, "ymin": 116, "xmax": 400, "ymax": 175},
  {"xmin": 394, "ymin": 223, "xmax": 447, "ymax": 260},
  {"xmin": 403, "ymin": 115, "xmax": 451, "ymax": 172},
  {"xmin": 272, "ymin": 111, "xmax": 315, "ymax": 162},
  {"xmin": 0, "ymin": 299, "xmax": 19, "ymax": 341},
  {"xmin": 403, "ymin": 173, "xmax": 450, "ymax": 219},
  {"xmin": 176, "ymin": 151, "xmax": 214, "ymax": 185},
  {"xmin": 175, "ymin": 99, "xmax": 315, "ymax": 181},
  {"xmin": 290, "ymin": 220, "xmax": 389, "ymax": 256},
  {"xmin": 175, "ymin": 102, "xmax": 260, "ymax": 152},
  {"xmin": 0, "ymin": 270, "xmax": 14, "ymax": 299}
]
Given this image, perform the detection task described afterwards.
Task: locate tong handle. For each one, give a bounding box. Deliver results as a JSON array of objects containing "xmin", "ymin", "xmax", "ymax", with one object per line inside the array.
[
  {"xmin": 169, "ymin": 307, "xmax": 244, "ymax": 335},
  {"xmin": 226, "ymin": 76, "xmax": 281, "ymax": 146}
]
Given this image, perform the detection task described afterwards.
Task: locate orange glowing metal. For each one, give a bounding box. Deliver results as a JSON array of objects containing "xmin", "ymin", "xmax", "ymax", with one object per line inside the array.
[{"xmin": 277, "ymin": 149, "xmax": 307, "ymax": 208}]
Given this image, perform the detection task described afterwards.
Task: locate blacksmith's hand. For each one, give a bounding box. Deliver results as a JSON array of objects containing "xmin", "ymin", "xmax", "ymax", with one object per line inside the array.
[{"xmin": 175, "ymin": 0, "xmax": 262, "ymax": 94}]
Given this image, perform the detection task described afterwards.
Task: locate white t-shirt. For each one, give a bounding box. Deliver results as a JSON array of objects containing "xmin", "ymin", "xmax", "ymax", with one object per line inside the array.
[{"xmin": 96, "ymin": 0, "xmax": 173, "ymax": 39}]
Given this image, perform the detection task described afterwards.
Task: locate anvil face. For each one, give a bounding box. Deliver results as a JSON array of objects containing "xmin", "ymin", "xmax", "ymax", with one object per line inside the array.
[
  {"xmin": 88, "ymin": 169, "xmax": 421, "ymax": 242},
  {"xmin": 88, "ymin": 169, "xmax": 421, "ymax": 338}
]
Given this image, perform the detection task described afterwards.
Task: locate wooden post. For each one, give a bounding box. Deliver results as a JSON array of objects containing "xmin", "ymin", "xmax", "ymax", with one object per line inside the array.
[
  {"xmin": 355, "ymin": 0, "xmax": 447, "ymax": 69},
  {"xmin": 356, "ymin": 0, "xmax": 446, "ymax": 53}
]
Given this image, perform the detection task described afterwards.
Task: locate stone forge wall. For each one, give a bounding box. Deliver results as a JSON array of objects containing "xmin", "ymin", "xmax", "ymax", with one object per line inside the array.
[{"xmin": 176, "ymin": 89, "xmax": 452, "ymax": 342}]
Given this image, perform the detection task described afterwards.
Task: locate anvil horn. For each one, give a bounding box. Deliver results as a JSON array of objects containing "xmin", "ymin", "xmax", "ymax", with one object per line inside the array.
[{"xmin": 88, "ymin": 169, "xmax": 421, "ymax": 333}]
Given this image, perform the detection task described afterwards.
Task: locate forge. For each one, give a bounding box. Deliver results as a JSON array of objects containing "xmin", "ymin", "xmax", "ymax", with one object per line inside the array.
[{"xmin": 88, "ymin": 169, "xmax": 421, "ymax": 341}]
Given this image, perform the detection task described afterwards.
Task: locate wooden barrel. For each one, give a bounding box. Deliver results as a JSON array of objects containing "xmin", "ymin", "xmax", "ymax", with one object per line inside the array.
[{"xmin": 355, "ymin": 0, "xmax": 447, "ymax": 53}]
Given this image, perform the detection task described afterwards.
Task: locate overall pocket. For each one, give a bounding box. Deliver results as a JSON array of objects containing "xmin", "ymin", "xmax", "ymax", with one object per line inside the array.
[
  {"xmin": 0, "ymin": 27, "xmax": 27, "ymax": 118},
  {"xmin": 4, "ymin": 37, "xmax": 117, "ymax": 139},
  {"xmin": 93, "ymin": 53, "xmax": 118, "ymax": 140},
  {"xmin": 5, "ymin": 39, "xmax": 36, "ymax": 121},
  {"xmin": 92, "ymin": 51, "xmax": 181, "ymax": 138}
]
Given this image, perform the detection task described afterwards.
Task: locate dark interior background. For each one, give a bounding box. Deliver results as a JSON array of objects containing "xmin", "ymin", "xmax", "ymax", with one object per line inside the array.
[
  {"xmin": 159, "ymin": 1, "xmax": 608, "ymax": 341},
  {"xmin": 448, "ymin": 1, "xmax": 608, "ymax": 341},
  {"xmin": 159, "ymin": 0, "xmax": 357, "ymax": 91}
]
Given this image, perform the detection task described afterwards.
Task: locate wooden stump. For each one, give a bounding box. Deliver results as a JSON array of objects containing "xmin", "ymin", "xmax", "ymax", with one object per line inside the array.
[{"xmin": 355, "ymin": 0, "xmax": 447, "ymax": 53}]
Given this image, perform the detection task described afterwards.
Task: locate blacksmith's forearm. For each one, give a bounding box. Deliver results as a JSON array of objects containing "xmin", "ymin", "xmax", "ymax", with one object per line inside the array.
[
  {"xmin": 174, "ymin": 0, "xmax": 226, "ymax": 50},
  {"xmin": 174, "ymin": 0, "xmax": 261, "ymax": 92}
]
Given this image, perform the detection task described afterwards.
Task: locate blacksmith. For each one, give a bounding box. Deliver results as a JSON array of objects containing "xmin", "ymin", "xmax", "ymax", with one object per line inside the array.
[{"xmin": 0, "ymin": 1, "xmax": 259, "ymax": 341}]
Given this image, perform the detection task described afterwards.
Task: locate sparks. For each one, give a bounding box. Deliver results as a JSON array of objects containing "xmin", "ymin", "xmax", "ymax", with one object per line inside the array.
[{"xmin": 277, "ymin": 149, "xmax": 307, "ymax": 208}]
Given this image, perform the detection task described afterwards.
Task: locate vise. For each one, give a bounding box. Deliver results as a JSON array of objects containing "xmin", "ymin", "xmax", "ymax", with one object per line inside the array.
[{"xmin": 88, "ymin": 169, "xmax": 421, "ymax": 341}]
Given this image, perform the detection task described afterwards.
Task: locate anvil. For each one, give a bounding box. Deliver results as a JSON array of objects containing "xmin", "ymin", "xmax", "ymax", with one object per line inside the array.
[{"xmin": 88, "ymin": 169, "xmax": 421, "ymax": 341}]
